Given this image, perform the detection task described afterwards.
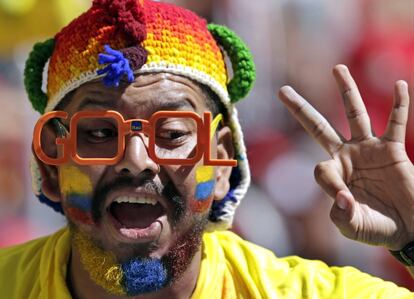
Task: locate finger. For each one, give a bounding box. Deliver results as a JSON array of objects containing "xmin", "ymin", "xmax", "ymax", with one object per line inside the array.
[
  {"xmin": 333, "ymin": 65, "xmax": 372, "ymax": 141},
  {"xmin": 383, "ymin": 80, "xmax": 410, "ymax": 143},
  {"xmin": 278, "ymin": 86, "xmax": 344, "ymax": 156}
]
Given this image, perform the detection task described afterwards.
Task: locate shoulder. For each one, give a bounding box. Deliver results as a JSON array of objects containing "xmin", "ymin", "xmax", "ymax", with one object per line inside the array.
[
  {"xmin": 0, "ymin": 227, "xmax": 70, "ymax": 298},
  {"xmin": 201, "ymin": 231, "xmax": 412, "ymax": 298},
  {"xmin": 0, "ymin": 233, "xmax": 50, "ymax": 271},
  {"xmin": 203, "ymin": 230, "xmax": 277, "ymax": 264},
  {"xmin": 203, "ymin": 230, "xmax": 308, "ymax": 277},
  {"xmin": 0, "ymin": 226, "xmax": 69, "ymax": 259}
]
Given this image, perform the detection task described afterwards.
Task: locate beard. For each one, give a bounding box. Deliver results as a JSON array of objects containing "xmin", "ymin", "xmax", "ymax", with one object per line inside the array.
[
  {"xmin": 71, "ymin": 214, "xmax": 208, "ymax": 296},
  {"xmin": 68, "ymin": 175, "xmax": 209, "ymax": 296}
]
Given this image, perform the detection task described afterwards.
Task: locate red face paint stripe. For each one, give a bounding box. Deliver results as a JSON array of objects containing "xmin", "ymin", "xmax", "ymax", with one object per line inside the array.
[
  {"xmin": 190, "ymin": 196, "xmax": 214, "ymax": 213},
  {"xmin": 66, "ymin": 207, "xmax": 94, "ymax": 225}
]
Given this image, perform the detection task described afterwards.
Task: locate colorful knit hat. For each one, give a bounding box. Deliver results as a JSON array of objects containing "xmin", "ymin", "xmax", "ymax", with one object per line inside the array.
[{"xmin": 25, "ymin": 0, "xmax": 255, "ymax": 230}]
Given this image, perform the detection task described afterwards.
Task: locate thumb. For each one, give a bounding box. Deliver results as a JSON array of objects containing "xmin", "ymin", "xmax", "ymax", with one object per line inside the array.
[
  {"xmin": 314, "ymin": 159, "xmax": 350, "ymax": 199},
  {"xmin": 330, "ymin": 190, "xmax": 358, "ymax": 238},
  {"xmin": 313, "ymin": 160, "xmax": 358, "ymax": 236}
]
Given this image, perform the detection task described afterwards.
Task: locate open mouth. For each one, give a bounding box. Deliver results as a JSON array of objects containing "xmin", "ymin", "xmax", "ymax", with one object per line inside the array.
[{"xmin": 107, "ymin": 196, "xmax": 167, "ymax": 240}]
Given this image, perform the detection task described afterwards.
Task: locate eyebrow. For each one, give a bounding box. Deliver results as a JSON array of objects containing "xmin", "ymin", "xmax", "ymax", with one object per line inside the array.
[
  {"xmin": 77, "ymin": 97, "xmax": 115, "ymax": 110},
  {"xmin": 149, "ymin": 98, "xmax": 195, "ymax": 112},
  {"xmin": 77, "ymin": 96, "xmax": 195, "ymax": 114}
]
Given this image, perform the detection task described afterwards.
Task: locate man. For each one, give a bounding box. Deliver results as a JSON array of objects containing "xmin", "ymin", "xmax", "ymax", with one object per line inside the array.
[{"xmin": 1, "ymin": 0, "xmax": 414, "ymax": 298}]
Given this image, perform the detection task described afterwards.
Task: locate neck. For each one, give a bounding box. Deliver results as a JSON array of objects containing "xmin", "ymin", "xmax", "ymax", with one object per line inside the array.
[{"xmin": 67, "ymin": 242, "xmax": 202, "ymax": 299}]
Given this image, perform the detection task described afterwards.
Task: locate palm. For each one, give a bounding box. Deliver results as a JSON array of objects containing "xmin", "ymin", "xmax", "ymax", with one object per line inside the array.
[
  {"xmin": 338, "ymin": 139, "xmax": 414, "ymax": 248},
  {"xmin": 279, "ymin": 65, "xmax": 414, "ymax": 250}
]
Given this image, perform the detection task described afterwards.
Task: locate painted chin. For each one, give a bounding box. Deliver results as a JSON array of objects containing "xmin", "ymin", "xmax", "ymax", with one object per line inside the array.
[{"xmin": 73, "ymin": 213, "xmax": 207, "ymax": 297}]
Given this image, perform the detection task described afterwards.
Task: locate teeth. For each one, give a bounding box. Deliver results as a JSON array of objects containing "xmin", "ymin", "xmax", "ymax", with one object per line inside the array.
[{"xmin": 114, "ymin": 196, "xmax": 158, "ymax": 206}]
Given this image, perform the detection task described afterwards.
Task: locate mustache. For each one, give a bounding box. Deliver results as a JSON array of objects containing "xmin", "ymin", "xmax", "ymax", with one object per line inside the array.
[{"xmin": 91, "ymin": 176, "xmax": 186, "ymax": 225}]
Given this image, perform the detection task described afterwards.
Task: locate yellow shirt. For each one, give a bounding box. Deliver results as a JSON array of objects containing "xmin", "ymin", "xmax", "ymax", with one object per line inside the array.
[{"xmin": 0, "ymin": 227, "xmax": 412, "ymax": 299}]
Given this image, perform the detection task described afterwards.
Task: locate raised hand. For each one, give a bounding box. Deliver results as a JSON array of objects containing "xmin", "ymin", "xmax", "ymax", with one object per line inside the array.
[{"xmin": 278, "ymin": 65, "xmax": 414, "ymax": 251}]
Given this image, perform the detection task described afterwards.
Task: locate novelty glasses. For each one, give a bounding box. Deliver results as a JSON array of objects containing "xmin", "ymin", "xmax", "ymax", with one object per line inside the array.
[{"xmin": 33, "ymin": 110, "xmax": 237, "ymax": 167}]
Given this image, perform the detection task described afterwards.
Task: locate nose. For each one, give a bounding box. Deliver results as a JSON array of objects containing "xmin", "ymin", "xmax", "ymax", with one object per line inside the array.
[{"xmin": 114, "ymin": 134, "xmax": 160, "ymax": 176}]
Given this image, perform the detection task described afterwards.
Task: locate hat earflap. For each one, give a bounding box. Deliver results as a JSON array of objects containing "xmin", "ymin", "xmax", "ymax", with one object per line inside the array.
[
  {"xmin": 24, "ymin": 38, "xmax": 55, "ymax": 114},
  {"xmin": 207, "ymin": 24, "xmax": 256, "ymax": 103}
]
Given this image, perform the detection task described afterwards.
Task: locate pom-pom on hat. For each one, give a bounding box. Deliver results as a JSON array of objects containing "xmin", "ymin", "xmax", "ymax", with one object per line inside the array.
[{"xmin": 25, "ymin": 0, "xmax": 256, "ymax": 231}]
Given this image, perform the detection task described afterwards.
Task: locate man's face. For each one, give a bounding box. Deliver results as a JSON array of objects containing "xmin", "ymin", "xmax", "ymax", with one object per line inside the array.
[{"xmin": 38, "ymin": 73, "xmax": 233, "ymax": 294}]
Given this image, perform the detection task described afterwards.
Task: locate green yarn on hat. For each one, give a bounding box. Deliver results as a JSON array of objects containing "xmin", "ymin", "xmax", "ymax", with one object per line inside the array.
[
  {"xmin": 24, "ymin": 38, "xmax": 55, "ymax": 114},
  {"xmin": 208, "ymin": 24, "xmax": 256, "ymax": 103}
]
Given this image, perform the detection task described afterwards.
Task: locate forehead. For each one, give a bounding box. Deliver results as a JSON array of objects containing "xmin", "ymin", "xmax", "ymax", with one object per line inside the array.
[{"xmin": 62, "ymin": 73, "xmax": 208, "ymax": 116}]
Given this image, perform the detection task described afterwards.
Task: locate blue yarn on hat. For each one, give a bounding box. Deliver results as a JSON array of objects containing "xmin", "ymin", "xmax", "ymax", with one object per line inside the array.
[
  {"xmin": 209, "ymin": 166, "xmax": 241, "ymax": 222},
  {"xmin": 121, "ymin": 258, "xmax": 167, "ymax": 296},
  {"xmin": 97, "ymin": 44, "xmax": 135, "ymax": 87},
  {"xmin": 37, "ymin": 192, "xmax": 64, "ymax": 214}
]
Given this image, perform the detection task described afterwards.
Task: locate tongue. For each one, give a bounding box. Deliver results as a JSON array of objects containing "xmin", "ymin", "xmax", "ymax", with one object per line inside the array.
[{"xmin": 111, "ymin": 202, "xmax": 164, "ymax": 229}]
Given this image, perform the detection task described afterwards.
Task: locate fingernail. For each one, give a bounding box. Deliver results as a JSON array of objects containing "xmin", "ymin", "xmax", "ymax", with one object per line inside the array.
[{"xmin": 336, "ymin": 194, "xmax": 348, "ymax": 210}]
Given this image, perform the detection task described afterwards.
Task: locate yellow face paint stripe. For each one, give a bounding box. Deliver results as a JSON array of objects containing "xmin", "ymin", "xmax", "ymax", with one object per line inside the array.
[
  {"xmin": 196, "ymin": 166, "xmax": 214, "ymax": 183},
  {"xmin": 59, "ymin": 165, "xmax": 93, "ymax": 195}
]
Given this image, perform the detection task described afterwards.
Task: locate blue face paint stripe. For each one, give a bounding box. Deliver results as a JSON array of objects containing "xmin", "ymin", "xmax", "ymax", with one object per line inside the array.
[
  {"xmin": 67, "ymin": 194, "xmax": 93, "ymax": 212},
  {"xmin": 195, "ymin": 180, "xmax": 215, "ymax": 201}
]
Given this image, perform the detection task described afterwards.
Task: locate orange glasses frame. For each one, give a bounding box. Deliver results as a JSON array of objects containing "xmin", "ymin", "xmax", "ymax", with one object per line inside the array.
[{"xmin": 33, "ymin": 110, "xmax": 237, "ymax": 167}]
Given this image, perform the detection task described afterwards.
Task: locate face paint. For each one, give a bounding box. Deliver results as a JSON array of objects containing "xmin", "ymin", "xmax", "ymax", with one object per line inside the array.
[
  {"xmin": 60, "ymin": 165, "xmax": 94, "ymax": 225},
  {"xmin": 72, "ymin": 215, "xmax": 207, "ymax": 296},
  {"xmin": 191, "ymin": 165, "xmax": 215, "ymax": 213},
  {"xmin": 73, "ymin": 230, "xmax": 126, "ymax": 296},
  {"xmin": 121, "ymin": 258, "xmax": 167, "ymax": 295},
  {"xmin": 66, "ymin": 207, "xmax": 94, "ymax": 225}
]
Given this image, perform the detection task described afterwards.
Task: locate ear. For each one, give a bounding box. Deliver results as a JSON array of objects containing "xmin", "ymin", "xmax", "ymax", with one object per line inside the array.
[
  {"xmin": 213, "ymin": 126, "xmax": 235, "ymax": 201},
  {"xmin": 31, "ymin": 123, "xmax": 62, "ymax": 202}
]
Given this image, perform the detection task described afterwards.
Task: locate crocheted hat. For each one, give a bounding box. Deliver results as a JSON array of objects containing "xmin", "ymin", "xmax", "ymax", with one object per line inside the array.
[{"xmin": 25, "ymin": 0, "xmax": 255, "ymax": 230}]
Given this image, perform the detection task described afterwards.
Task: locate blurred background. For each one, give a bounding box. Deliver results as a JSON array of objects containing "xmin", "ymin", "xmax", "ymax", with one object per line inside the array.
[{"xmin": 0, "ymin": 0, "xmax": 413, "ymax": 290}]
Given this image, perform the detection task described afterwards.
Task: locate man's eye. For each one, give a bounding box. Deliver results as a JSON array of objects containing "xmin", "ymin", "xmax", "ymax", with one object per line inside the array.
[
  {"xmin": 87, "ymin": 128, "xmax": 117, "ymax": 140},
  {"xmin": 157, "ymin": 130, "xmax": 189, "ymax": 141}
]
